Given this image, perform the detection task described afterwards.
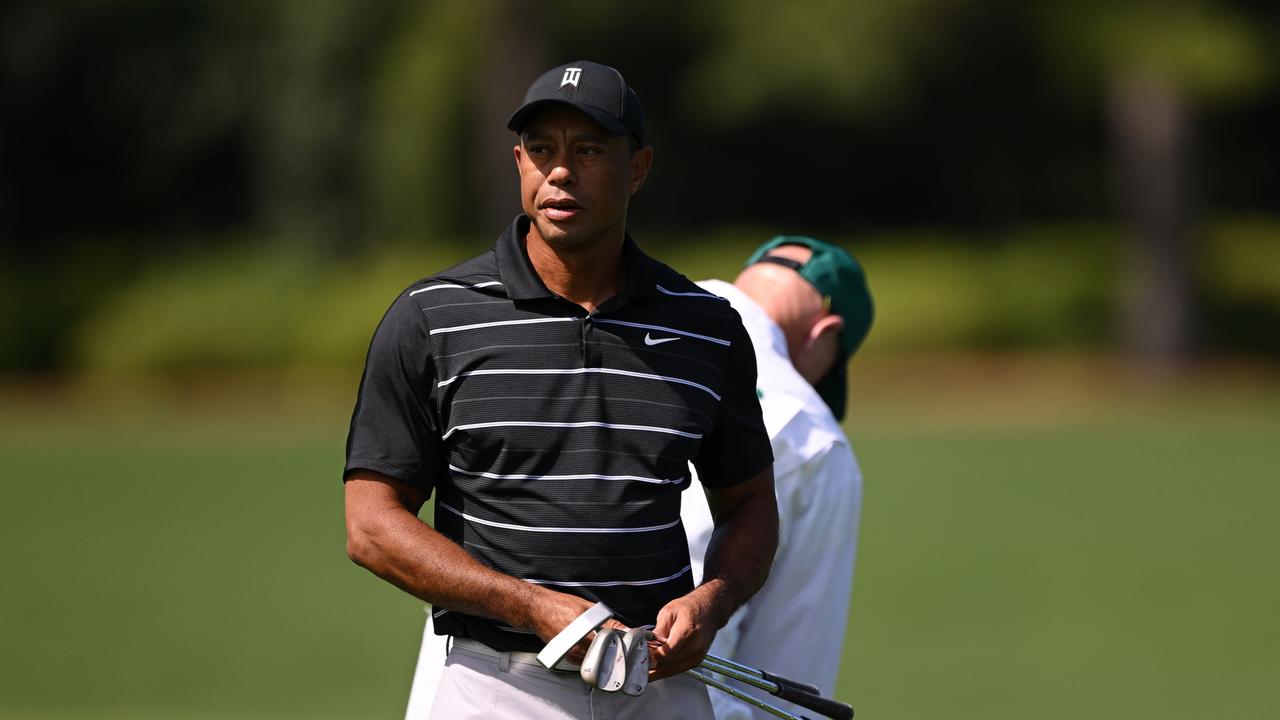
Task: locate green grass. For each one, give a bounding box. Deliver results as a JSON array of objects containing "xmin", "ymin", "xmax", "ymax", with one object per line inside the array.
[
  {"xmin": 840, "ymin": 425, "xmax": 1280, "ymax": 719},
  {"xmin": 0, "ymin": 441, "xmax": 422, "ymax": 719},
  {"xmin": 1, "ymin": 372, "xmax": 1277, "ymax": 719}
]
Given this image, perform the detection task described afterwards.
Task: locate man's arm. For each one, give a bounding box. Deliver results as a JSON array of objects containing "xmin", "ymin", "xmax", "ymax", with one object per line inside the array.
[
  {"xmin": 650, "ymin": 465, "xmax": 778, "ymax": 679},
  {"xmin": 344, "ymin": 471, "xmax": 618, "ymax": 649},
  {"xmin": 344, "ymin": 290, "xmax": 623, "ymax": 653}
]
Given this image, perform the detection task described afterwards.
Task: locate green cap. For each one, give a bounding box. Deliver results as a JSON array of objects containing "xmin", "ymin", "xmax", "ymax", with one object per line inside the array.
[{"xmin": 745, "ymin": 236, "xmax": 874, "ymax": 421}]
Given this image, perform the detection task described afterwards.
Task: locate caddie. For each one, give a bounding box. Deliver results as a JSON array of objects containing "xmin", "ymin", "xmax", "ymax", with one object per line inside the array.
[{"xmin": 685, "ymin": 237, "xmax": 873, "ymax": 719}]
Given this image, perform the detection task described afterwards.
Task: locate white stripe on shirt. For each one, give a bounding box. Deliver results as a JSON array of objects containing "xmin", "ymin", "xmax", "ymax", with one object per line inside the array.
[
  {"xmin": 656, "ymin": 284, "xmax": 726, "ymax": 300},
  {"xmin": 525, "ymin": 565, "xmax": 692, "ymax": 588},
  {"xmin": 449, "ymin": 464, "xmax": 685, "ymax": 485},
  {"xmin": 409, "ymin": 281, "xmax": 503, "ymax": 295},
  {"xmin": 428, "ymin": 317, "xmax": 575, "ymax": 336},
  {"xmin": 436, "ymin": 367, "xmax": 721, "ymax": 401},
  {"xmin": 438, "ymin": 502, "xmax": 681, "ymax": 534},
  {"xmin": 441, "ymin": 420, "xmax": 703, "ymax": 441}
]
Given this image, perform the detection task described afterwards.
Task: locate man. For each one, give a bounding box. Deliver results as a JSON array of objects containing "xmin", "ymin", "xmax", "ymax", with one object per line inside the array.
[
  {"xmin": 406, "ymin": 237, "xmax": 873, "ymax": 720},
  {"xmin": 344, "ymin": 60, "xmax": 778, "ymax": 720},
  {"xmin": 685, "ymin": 237, "xmax": 873, "ymax": 719}
]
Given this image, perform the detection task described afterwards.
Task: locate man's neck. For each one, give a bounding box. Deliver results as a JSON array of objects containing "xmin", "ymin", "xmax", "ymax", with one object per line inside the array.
[{"xmin": 524, "ymin": 229, "xmax": 628, "ymax": 313}]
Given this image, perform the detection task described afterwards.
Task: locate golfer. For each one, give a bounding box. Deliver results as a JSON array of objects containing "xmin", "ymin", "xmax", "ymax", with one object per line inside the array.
[
  {"xmin": 404, "ymin": 238, "xmax": 872, "ymax": 719},
  {"xmin": 344, "ymin": 60, "xmax": 778, "ymax": 719},
  {"xmin": 685, "ymin": 237, "xmax": 872, "ymax": 719}
]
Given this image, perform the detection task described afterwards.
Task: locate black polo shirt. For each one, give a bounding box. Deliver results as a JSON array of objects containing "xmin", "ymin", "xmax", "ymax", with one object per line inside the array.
[{"xmin": 345, "ymin": 215, "xmax": 773, "ymax": 652}]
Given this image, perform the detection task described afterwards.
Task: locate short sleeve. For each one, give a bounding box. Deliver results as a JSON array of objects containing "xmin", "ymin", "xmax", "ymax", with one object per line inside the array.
[
  {"xmin": 693, "ymin": 316, "xmax": 773, "ymax": 488},
  {"xmin": 343, "ymin": 290, "xmax": 444, "ymax": 492}
]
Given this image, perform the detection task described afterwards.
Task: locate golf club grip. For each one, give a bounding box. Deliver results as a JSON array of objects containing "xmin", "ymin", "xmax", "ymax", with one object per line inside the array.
[
  {"xmin": 771, "ymin": 684, "xmax": 854, "ymax": 720},
  {"xmin": 760, "ymin": 670, "xmax": 821, "ymax": 697}
]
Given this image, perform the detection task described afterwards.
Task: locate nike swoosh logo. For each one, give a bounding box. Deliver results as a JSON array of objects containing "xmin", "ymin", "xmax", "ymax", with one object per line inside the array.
[{"xmin": 644, "ymin": 333, "xmax": 679, "ymax": 346}]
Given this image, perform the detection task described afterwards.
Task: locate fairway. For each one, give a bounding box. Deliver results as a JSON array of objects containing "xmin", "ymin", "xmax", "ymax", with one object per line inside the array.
[
  {"xmin": 842, "ymin": 425, "xmax": 1280, "ymax": 718},
  {"xmin": 1, "ymin": 370, "xmax": 1277, "ymax": 719}
]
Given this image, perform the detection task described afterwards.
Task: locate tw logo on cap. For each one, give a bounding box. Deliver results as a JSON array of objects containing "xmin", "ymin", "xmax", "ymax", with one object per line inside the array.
[{"xmin": 560, "ymin": 67, "xmax": 582, "ymax": 88}]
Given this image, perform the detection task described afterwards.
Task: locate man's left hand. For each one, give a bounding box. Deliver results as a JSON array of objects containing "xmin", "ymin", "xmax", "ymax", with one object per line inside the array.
[
  {"xmin": 648, "ymin": 583, "xmax": 726, "ymax": 680},
  {"xmin": 650, "ymin": 465, "xmax": 778, "ymax": 680}
]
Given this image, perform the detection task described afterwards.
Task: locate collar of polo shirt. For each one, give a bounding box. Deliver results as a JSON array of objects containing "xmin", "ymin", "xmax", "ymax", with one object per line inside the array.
[{"xmin": 496, "ymin": 214, "xmax": 665, "ymax": 305}]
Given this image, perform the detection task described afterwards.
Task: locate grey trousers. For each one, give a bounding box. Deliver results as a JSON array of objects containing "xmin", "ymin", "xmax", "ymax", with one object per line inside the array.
[{"xmin": 427, "ymin": 640, "xmax": 714, "ymax": 720}]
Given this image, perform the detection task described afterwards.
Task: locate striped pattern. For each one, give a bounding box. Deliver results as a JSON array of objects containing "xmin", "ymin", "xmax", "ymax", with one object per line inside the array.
[
  {"xmin": 442, "ymin": 420, "xmax": 704, "ymax": 442},
  {"xmin": 437, "ymin": 367, "xmax": 722, "ymax": 400},
  {"xmin": 447, "ymin": 464, "xmax": 685, "ymax": 486},
  {"xmin": 525, "ymin": 565, "xmax": 693, "ymax": 588},
  {"xmin": 358, "ymin": 218, "xmax": 771, "ymax": 653},
  {"xmin": 438, "ymin": 502, "xmax": 684, "ymax": 534}
]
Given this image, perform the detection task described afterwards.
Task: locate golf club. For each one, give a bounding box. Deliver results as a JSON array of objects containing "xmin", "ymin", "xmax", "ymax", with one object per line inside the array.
[
  {"xmin": 702, "ymin": 653, "xmax": 821, "ymax": 696},
  {"xmin": 620, "ymin": 627, "xmax": 650, "ymax": 696},
  {"xmin": 537, "ymin": 604, "xmax": 852, "ymax": 719},
  {"xmin": 580, "ymin": 627, "xmax": 626, "ymax": 692},
  {"xmin": 689, "ymin": 668, "xmax": 810, "ymax": 720},
  {"xmin": 697, "ymin": 655, "xmax": 853, "ymax": 720},
  {"xmin": 537, "ymin": 601, "xmax": 614, "ymax": 670}
]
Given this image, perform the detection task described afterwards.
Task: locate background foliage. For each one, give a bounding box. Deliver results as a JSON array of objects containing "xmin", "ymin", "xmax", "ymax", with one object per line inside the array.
[{"xmin": 3, "ymin": 0, "xmax": 1279, "ymax": 372}]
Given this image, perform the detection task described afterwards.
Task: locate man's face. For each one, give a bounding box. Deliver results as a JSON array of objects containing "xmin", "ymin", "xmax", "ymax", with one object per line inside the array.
[{"xmin": 514, "ymin": 105, "xmax": 652, "ymax": 250}]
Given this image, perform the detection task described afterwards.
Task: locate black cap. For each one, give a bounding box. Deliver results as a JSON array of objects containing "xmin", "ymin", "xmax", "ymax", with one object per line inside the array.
[{"xmin": 508, "ymin": 61, "xmax": 645, "ymax": 146}]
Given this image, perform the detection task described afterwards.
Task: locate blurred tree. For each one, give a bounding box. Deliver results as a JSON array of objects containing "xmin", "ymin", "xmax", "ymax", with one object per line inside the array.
[
  {"xmin": 238, "ymin": 0, "xmax": 551, "ymax": 247},
  {"xmin": 359, "ymin": 0, "xmax": 541, "ymax": 243},
  {"xmin": 682, "ymin": 0, "xmax": 1273, "ymax": 362},
  {"xmin": 0, "ymin": 0, "xmax": 536, "ymax": 253},
  {"xmin": 0, "ymin": 1, "xmax": 264, "ymax": 248},
  {"xmin": 1033, "ymin": 0, "xmax": 1270, "ymax": 362},
  {"xmin": 253, "ymin": 1, "xmax": 404, "ymax": 249},
  {"xmin": 4, "ymin": 0, "xmax": 1280, "ymax": 371},
  {"xmin": 678, "ymin": 0, "xmax": 953, "ymax": 123}
]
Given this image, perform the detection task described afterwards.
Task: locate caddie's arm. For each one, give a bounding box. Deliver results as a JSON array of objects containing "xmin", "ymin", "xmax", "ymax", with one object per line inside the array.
[
  {"xmin": 649, "ymin": 465, "xmax": 778, "ymax": 679},
  {"xmin": 345, "ymin": 471, "xmax": 626, "ymax": 655}
]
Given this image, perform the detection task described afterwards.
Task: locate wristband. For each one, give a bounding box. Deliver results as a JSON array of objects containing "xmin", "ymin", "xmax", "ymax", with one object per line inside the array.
[{"xmin": 536, "ymin": 602, "xmax": 614, "ymax": 670}]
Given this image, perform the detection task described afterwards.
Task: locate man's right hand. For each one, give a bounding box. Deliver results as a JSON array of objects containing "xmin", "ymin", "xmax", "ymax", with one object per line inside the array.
[
  {"xmin": 525, "ymin": 589, "xmax": 631, "ymax": 663},
  {"xmin": 345, "ymin": 472, "xmax": 632, "ymax": 664}
]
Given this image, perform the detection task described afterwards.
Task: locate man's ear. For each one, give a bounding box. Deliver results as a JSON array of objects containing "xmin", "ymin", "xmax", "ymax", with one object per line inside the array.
[
  {"xmin": 513, "ymin": 143, "xmax": 524, "ymax": 169},
  {"xmin": 806, "ymin": 313, "xmax": 845, "ymax": 350},
  {"xmin": 629, "ymin": 146, "xmax": 654, "ymax": 194},
  {"xmin": 794, "ymin": 313, "xmax": 845, "ymax": 386}
]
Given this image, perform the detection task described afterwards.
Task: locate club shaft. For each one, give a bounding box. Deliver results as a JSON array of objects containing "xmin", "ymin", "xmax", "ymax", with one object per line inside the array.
[
  {"xmin": 704, "ymin": 652, "xmax": 768, "ymax": 678},
  {"xmin": 689, "ymin": 669, "xmax": 808, "ymax": 720},
  {"xmin": 704, "ymin": 653, "xmax": 821, "ymax": 696},
  {"xmin": 700, "ymin": 656, "xmax": 781, "ymax": 694},
  {"xmin": 699, "ymin": 656, "xmax": 855, "ymax": 720}
]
